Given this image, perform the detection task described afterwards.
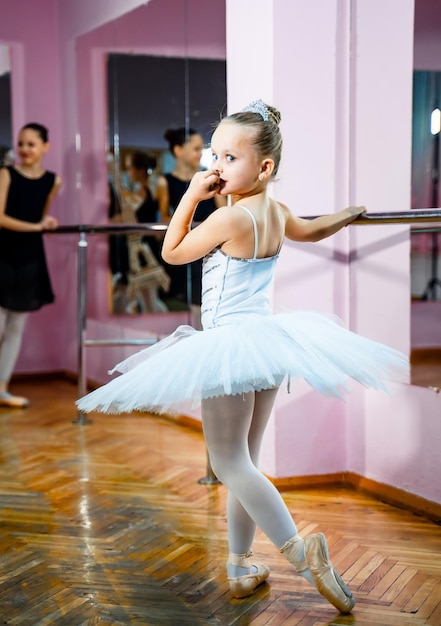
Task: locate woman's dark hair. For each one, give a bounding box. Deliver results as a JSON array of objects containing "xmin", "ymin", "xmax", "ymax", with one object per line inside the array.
[
  {"xmin": 21, "ymin": 122, "xmax": 49, "ymax": 143},
  {"xmin": 130, "ymin": 151, "xmax": 157, "ymax": 172},
  {"xmin": 163, "ymin": 127, "xmax": 199, "ymax": 153}
]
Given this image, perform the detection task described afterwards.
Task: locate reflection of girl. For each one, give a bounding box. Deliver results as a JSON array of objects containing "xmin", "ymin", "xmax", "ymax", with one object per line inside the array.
[
  {"xmin": 108, "ymin": 153, "xmax": 129, "ymax": 290},
  {"xmin": 0, "ymin": 123, "xmax": 61, "ymax": 408},
  {"xmin": 124, "ymin": 151, "xmax": 164, "ymax": 263},
  {"xmin": 117, "ymin": 151, "xmax": 170, "ymax": 314},
  {"xmin": 156, "ymin": 128, "xmax": 225, "ymax": 320}
]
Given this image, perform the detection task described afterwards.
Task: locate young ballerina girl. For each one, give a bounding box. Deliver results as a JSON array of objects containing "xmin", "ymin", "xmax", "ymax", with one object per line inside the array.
[
  {"xmin": 0, "ymin": 122, "xmax": 61, "ymax": 408},
  {"xmin": 78, "ymin": 100, "xmax": 408, "ymax": 613}
]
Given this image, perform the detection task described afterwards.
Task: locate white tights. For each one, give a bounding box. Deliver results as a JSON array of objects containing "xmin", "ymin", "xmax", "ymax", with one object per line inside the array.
[
  {"xmin": 0, "ymin": 307, "xmax": 27, "ymax": 387},
  {"xmin": 201, "ymin": 389, "xmax": 315, "ymax": 585}
]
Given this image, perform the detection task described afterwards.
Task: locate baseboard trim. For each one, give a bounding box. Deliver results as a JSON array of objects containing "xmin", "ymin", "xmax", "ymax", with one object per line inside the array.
[
  {"xmin": 273, "ymin": 471, "xmax": 441, "ymax": 524},
  {"xmin": 344, "ymin": 472, "xmax": 441, "ymax": 524},
  {"xmin": 12, "ymin": 370, "xmax": 67, "ymax": 382},
  {"xmin": 272, "ymin": 472, "xmax": 347, "ymax": 491},
  {"xmin": 411, "ymin": 347, "xmax": 441, "ymax": 364}
]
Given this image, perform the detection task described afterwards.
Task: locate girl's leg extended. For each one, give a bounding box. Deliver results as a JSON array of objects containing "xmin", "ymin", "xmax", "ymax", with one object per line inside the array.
[{"xmin": 201, "ymin": 390, "xmax": 298, "ymax": 550}]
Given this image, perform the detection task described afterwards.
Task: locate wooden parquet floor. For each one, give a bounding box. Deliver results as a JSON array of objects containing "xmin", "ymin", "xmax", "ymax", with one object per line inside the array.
[{"xmin": 1, "ymin": 378, "xmax": 441, "ymax": 626}]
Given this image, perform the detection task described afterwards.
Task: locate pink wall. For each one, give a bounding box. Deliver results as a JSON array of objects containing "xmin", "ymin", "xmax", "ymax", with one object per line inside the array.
[{"xmin": 347, "ymin": 384, "xmax": 441, "ymax": 504}]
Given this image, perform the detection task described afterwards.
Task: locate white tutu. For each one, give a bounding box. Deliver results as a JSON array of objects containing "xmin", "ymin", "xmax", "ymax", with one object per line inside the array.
[{"xmin": 76, "ymin": 311, "xmax": 409, "ymax": 415}]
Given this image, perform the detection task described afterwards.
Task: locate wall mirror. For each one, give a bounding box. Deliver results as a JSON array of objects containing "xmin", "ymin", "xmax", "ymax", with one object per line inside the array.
[
  {"xmin": 411, "ymin": 0, "xmax": 441, "ymax": 305},
  {"xmin": 411, "ymin": 70, "xmax": 441, "ymax": 300},
  {"xmin": 107, "ymin": 52, "xmax": 227, "ymax": 315},
  {"xmin": 412, "ymin": 71, "xmax": 441, "ymax": 212},
  {"xmin": 75, "ymin": 0, "xmax": 226, "ymax": 320},
  {"xmin": 0, "ymin": 44, "xmax": 12, "ymax": 167},
  {"xmin": 411, "ymin": 0, "xmax": 441, "ymax": 303}
]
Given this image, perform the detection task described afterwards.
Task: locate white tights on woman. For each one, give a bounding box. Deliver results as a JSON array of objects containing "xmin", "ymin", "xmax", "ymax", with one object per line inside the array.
[
  {"xmin": 0, "ymin": 307, "xmax": 27, "ymax": 387},
  {"xmin": 201, "ymin": 389, "xmax": 315, "ymax": 586}
]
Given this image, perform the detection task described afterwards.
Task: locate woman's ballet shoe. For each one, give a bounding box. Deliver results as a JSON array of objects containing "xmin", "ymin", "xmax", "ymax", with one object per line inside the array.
[
  {"xmin": 304, "ymin": 532, "xmax": 355, "ymax": 614},
  {"xmin": 0, "ymin": 392, "xmax": 29, "ymax": 408},
  {"xmin": 227, "ymin": 550, "xmax": 270, "ymax": 598}
]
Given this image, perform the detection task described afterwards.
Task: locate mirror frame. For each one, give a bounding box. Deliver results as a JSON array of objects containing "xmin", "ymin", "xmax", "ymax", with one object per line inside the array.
[{"xmin": 0, "ymin": 44, "xmax": 12, "ymax": 165}]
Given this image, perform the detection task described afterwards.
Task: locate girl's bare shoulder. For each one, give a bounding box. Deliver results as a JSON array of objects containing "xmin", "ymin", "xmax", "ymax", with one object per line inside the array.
[
  {"xmin": 273, "ymin": 199, "xmax": 290, "ymax": 216},
  {"xmin": 266, "ymin": 199, "xmax": 292, "ymax": 229},
  {"xmin": 156, "ymin": 174, "xmax": 168, "ymax": 189}
]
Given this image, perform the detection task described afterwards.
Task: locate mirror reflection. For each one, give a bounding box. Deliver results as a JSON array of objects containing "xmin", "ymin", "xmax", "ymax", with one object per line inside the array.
[
  {"xmin": 411, "ymin": 71, "xmax": 441, "ymax": 210},
  {"xmin": 0, "ymin": 45, "xmax": 12, "ymax": 167},
  {"xmin": 107, "ymin": 53, "xmax": 227, "ymax": 317},
  {"xmin": 411, "ymin": 70, "xmax": 441, "ymax": 300}
]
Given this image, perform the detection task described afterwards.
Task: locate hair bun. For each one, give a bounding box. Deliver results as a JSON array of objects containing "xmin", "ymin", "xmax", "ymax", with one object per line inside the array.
[{"xmin": 266, "ymin": 105, "xmax": 281, "ymax": 126}]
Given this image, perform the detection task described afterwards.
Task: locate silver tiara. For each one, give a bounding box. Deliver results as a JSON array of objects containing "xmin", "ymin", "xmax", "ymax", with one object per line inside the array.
[{"xmin": 241, "ymin": 99, "xmax": 269, "ymax": 121}]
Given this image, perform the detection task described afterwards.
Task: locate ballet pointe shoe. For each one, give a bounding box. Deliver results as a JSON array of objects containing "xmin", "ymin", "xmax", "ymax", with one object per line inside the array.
[
  {"xmin": 304, "ymin": 533, "xmax": 355, "ymax": 614},
  {"xmin": 227, "ymin": 551, "xmax": 270, "ymax": 598},
  {"xmin": 0, "ymin": 392, "xmax": 29, "ymax": 408}
]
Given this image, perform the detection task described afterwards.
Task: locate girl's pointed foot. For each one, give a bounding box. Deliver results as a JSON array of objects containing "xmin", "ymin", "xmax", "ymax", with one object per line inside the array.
[{"xmin": 304, "ymin": 533, "xmax": 355, "ymax": 614}]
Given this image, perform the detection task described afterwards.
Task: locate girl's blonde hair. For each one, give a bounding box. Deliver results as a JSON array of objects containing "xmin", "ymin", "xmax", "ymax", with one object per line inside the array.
[{"xmin": 220, "ymin": 104, "xmax": 283, "ymax": 176}]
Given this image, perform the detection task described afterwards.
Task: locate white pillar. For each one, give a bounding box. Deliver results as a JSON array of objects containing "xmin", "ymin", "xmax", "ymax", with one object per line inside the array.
[{"xmin": 226, "ymin": 0, "xmax": 414, "ymax": 479}]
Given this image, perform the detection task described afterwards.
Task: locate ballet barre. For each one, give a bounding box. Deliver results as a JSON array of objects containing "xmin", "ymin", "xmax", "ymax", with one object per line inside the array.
[
  {"xmin": 50, "ymin": 209, "xmax": 441, "ymax": 484},
  {"xmin": 54, "ymin": 222, "xmax": 171, "ymax": 422},
  {"xmin": 312, "ymin": 208, "xmax": 441, "ymax": 224}
]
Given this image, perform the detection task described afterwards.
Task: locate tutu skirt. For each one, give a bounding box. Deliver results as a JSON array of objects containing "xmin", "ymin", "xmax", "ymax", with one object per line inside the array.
[{"xmin": 76, "ymin": 311, "xmax": 409, "ymax": 416}]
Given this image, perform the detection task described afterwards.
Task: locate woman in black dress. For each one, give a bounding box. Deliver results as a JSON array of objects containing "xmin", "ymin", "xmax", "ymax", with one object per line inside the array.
[{"xmin": 0, "ymin": 123, "xmax": 61, "ymax": 407}]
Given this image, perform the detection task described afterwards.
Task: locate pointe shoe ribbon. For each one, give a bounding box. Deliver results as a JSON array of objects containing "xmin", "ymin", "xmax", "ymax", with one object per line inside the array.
[
  {"xmin": 279, "ymin": 534, "xmax": 308, "ymax": 572},
  {"xmin": 228, "ymin": 550, "xmax": 270, "ymax": 598},
  {"xmin": 304, "ymin": 532, "xmax": 355, "ymax": 614}
]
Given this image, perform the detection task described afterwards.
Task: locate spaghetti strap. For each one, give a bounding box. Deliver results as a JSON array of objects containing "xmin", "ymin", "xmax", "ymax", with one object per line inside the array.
[
  {"xmin": 236, "ymin": 205, "xmax": 259, "ymax": 259},
  {"xmin": 276, "ymin": 235, "xmax": 284, "ymax": 254}
]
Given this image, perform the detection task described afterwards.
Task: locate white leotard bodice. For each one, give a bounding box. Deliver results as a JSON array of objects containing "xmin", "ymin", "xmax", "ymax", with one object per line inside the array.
[{"xmin": 201, "ymin": 206, "xmax": 282, "ymax": 329}]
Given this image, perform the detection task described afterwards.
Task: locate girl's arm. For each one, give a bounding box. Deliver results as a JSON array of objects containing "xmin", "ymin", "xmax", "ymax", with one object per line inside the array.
[
  {"xmin": 41, "ymin": 175, "xmax": 62, "ymax": 229},
  {"xmin": 282, "ymin": 203, "xmax": 366, "ymax": 242},
  {"xmin": 162, "ymin": 169, "xmax": 228, "ymax": 264},
  {"xmin": 42, "ymin": 174, "xmax": 62, "ymax": 215},
  {"xmin": 156, "ymin": 175, "xmax": 171, "ymax": 223},
  {"xmin": 0, "ymin": 169, "xmax": 61, "ymax": 232}
]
